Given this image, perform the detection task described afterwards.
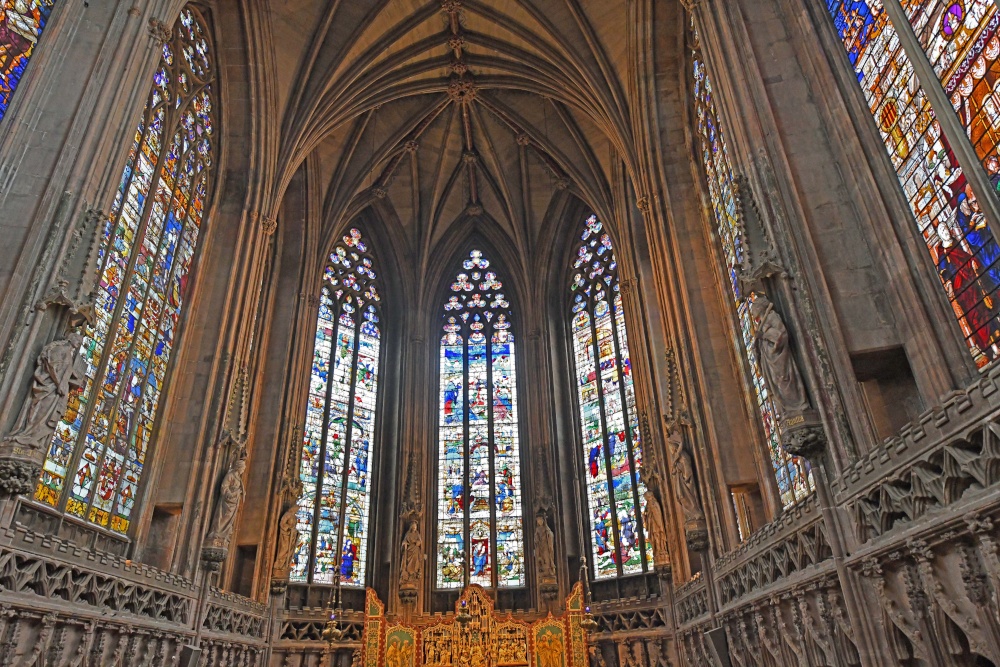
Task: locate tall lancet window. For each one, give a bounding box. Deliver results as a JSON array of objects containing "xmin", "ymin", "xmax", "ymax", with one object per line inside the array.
[
  {"xmin": 34, "ymin": 7, "xmax": 216, "ymax": 534},
  {"xmin": 692, "ymin": 41, "xmax": 814, "ymax": 508},
  {"xmin": 436, "ymin": 250, "xmax": 525, "ymax": 589},
  {"xmin": 290, "ymin": 228, "xmax": 383, "ymax": 586},
  {"xmin": 822, "ymin": 1, "xmax": 1000, "ymax": 367},
  {"xmin": 570, "ymin": 216, "xmax": 652, "ymax": 579},
  {"xmin": 0, "ymin": 0, "xmax": 55, "ymax": 123}
]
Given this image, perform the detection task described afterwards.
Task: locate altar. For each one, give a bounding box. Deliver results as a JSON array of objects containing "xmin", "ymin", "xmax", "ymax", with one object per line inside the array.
[{"xmin": 360, "ymin": 585, "xmax": 590, "ymax": 667}]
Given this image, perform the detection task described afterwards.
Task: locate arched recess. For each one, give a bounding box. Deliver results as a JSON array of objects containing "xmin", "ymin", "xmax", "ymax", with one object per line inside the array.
[
  {"xmin": 423, "ymin": 223, "xmax": 540, "ymax": 614},
  {"xmin": 538, "ymin": 192, "xmax": 676, "ymax": 600},
  {"xmin": 125, "ymin": 0, "xmax": 260, "ymax": 580}
]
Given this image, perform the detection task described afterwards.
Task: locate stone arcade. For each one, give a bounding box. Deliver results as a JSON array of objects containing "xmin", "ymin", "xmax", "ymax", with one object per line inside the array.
[{"xmin": 1, "ymin": 1, "xmax": 1000, "ymax": 666}]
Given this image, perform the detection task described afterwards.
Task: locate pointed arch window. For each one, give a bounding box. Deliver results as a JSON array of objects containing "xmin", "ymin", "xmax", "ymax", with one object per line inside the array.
[
  {"xmin": 34, "ymin": 6, "xmax": 216, "ymax": 534},
  {"xmin": 0, "ymin": 0, "xmax": 55, "ymax": 123},
  {"xmin": 436, "ymin": 250, "xmax": 525, "ymax": 589},
  {"xmin": 820, "ymin": 0, "xmax": 1000, "ymax": 367},
  {"xmin": 570, "ymin": 216, "xmax": 652, "ymax": 579},
  {"xmin": 691, "ymin": 38, "xmax": 815, "ymax": 508},
  {"xmin": 290, "ymin": 228, "xmax": 383, "ymax": 586}
]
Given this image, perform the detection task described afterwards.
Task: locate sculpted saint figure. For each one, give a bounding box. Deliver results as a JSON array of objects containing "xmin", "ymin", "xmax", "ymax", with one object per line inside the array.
[
  {"xmin": 588, "ymin": 646, "xmax": 607, "ymax": 667},
  {"xmin": 749, "ymin": 295, "xmax": 810, "ymax": 417},
  {"xmin": 642, "ymin": 490, "xmax": 669, "ymax": 566},
  {"xmin": 399, "ymin": 520, "xmax": 423, "ymax": 587},
  {"xmin": 206, "ymin": 453, "xmax": 247, "ymax": 547},
  {"xmin": 273, "ymin": 505, "xmax": 299, "ymax": 571},
  {"xmin": 5, "ymin": 331, "xmax": 86, "ymax": 451},
  {"xmin": 667, "ymin": 421, "xmax": 703, "ymax": 522},
  {"xmin": 534, "ymin": 514, "xmax": 557, "ymax": 581}
]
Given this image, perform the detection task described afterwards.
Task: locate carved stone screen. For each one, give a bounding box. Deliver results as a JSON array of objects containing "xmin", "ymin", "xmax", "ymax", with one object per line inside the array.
[
  {"xmin": 291, "ymin": 228, "xmax": 383, "ymax": 586},
  {"xmin": 35, "ymin": 6, "xmax": 216, "ymax": 534},
  {"xmin": 569, "ymin": 215, "xmax": 653, "ymax": 578},
  {"xmin": 436, "ymin": 250, "xmax": 525, "ymax": 589}
]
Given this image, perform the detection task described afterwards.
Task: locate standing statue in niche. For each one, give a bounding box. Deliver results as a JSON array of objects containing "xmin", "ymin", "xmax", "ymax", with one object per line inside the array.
[
  {"xmin": 588, "ymin": 646, "xmax": 607, "ymax": 667},
  {"xmin": 205, "ymin": 451, "xmax": 247, "ymax": 551},
  {"xmin": 749, "ymin": 295, "xmax": 810, "ymax": 417},
  {"xmin": 534, "ymin": 513, "xmax": 557, "ymax": 583},
  {"xmin": 666, "ymin": 418, "xmax": 702, "ymax": 523},
  {"xmin": 399, "ymin": 520, "xmax": 423, "ymax": 590},
  {"xmin": 273, "ymin": 505, "xmax": 299, "ymax": 574},
  {"xmin": 641, "ymin": 490, "xmax": 670, "ymax": 570},
  {"xmin": 749, "ymin": 294, "xmax": 827, "ymax": 457},
  {"xmin": 4, "ymin": 330, "xmax": 86, "ymax": 452}
]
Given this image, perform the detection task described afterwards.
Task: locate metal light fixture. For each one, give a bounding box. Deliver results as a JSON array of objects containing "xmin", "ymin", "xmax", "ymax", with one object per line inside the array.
[
  {"xmin": 578, "ymin": 557, "xmax": 599, "ymax": 633},
  {"xmin": 323, "ymin": 577, "xmax": 347, "ymax": 645},
  {"xmin": 456, "ymin": 598, "xmax": 472, "ymax": 627}
]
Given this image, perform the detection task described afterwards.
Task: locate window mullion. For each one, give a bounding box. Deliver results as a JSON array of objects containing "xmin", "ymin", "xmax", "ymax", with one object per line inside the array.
[
  {"xmin": 880, "ymin": 0, "xmax": 1000, "ymax": 237},
  {"xmin": 486, "ymin": 327, "xmax": 498, "ymax": 590},
  {"xmin": 590, "ymin": 303, "xmax": 624, "ymax": 579},
  {"xmin": 309, "ymin": 293, "xmax": 339, "ymax": 583},
  {"xmin": 334, "ymin": 314, "xmax": 362, "ymax": 585},
  {"xmin": 60, "ymin": 99, "xmax": 179, "ymax": 517},
  {"xmin": 463, "ymin": 330, "xmax": 471, "ymax": 588}
]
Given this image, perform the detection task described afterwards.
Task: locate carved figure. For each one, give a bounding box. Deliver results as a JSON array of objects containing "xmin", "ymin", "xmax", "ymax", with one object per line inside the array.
[
  {"xmin": 273, "ymin": 505, "xmax": 299, "ymax": 571},
  {"xmin": 588, "ymin": 646, "xmax": 606, "ymax": 667},
  {"xmin": 749, "ymin": 295, "xmax": 810, "ymax": 417},
  {"xmin": 399, "ymin": 520, "xmax": 423, "ymax": 588},
  {"xmin": 206, "ymin": 452, "xmax": 247, "ymax": 548},
  {"xmin": 537, "ymin": 632, "xmax": 563, "ymax": 667},
  {"xmin": 666, "ymin": 421, "xmax": 703, "ymax": 522},
  {"xmin": 535, "ymin": 514, "xmax": 557, "ymax": 582},
  {"xmin": 5, "ymin": 331, "xmax": 86, "ymax": 452},
  {"xmin": 642, "ymin": 490, "xmax": 670, "ymax": 566}
]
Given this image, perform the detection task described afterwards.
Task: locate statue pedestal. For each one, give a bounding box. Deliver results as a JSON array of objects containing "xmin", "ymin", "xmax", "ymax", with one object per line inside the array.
[
  {"xmin": 780, "ymin": 410, "xmax": 826, "ymax": 460},
  {"xmin": 539, "ymin": 579, "xmax": 559, "ymax": 601},
  {"xmin": 0, "ymin": 441, "xmax": 43, "ymax": 497}
]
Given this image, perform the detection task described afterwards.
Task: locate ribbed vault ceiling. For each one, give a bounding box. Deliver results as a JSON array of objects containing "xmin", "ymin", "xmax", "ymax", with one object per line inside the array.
[{"xmin": 267, "ymin": 0, "xmax": 643, "ymax": 264}]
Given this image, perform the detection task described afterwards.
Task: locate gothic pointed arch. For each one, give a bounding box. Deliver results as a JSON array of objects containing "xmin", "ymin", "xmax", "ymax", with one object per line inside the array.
[
  {"xmin": 34, "ymin": 5, "xmax": 217, "ymax": 534},
  {"xmin": 291, "ymin": 226, "xmax": 385, "ymax": 586},
  {"xmin": 435, "ymin": 246, "xmax": 525, "ymax": 590},
  {"xmin": 568, "ymin": 214, "xmax": 653, "ymax": 579}
]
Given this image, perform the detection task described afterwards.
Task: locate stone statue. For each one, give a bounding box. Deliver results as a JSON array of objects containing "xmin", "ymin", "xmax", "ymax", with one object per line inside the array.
[
  {"xmin": 206, "ymin": 452, "xmax": 247, "ymax": 548},
  {"xmin": 534, "ymin": 514, "xmax": 557, "ymax": 582},
  {"xmin": 4, "ymin": 331, "xmax": 86, "ymax": 451},
  {"xmin": 588, "ymin": 646, "xmax": 606, "ymax": 667},
  {"xmin": 273, "ymin": 505, "xmax": 299, "ymax": 572},
  {"xmin": 749, "ymin": 295, "xmax": 810, "ymax": 417},
  {"xmin": 642, "ymin": 490, "xmax": 670, "ymax": 568},
  {"xmin": 666, "ymin": 420, "xmax": 703, "ymax": 522},
  {"xmin": 399, "ymin": 520, "xmax": 423, "ymax": 588}
]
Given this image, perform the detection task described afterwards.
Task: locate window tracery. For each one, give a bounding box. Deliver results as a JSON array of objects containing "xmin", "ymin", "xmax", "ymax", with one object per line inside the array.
[
  {"xmin": 291, "ymin": 228, "xmax": 382, "ymax": 586},
  {"xmin": 570, "ymin": 216, "xmax": 653, "ymax": 579},
  {"xmin": 436, "ymin": 249, "xmax": 525, "ymax": 589},
  {"xmin": 34, "ymin": 6, "xmax": 215, "ymax": 534}
]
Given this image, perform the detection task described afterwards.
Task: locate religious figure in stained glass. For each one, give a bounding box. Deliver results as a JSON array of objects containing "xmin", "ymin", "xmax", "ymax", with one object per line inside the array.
[
  {"xmin": 569, "ymin": 216, "xmax": 653, "ymax": 579},
  {"xmin": 436, "ymin": 249, "xmax": 525, "ymax": 589},
  {"xmin": 692, "ymin": 43, "xmax": 815, "ymax": 508},
  {"xmin": 825, "ymin": 0, "xmax": 1000, "ymax": 366},
  {"xmin": 0, "ymin": 0, "xmax": 54, "ymax": 122},
  {"xmin": 34, "ymin": 6, "xmax": 216, "ymax": 535},
  {"xmin": 290, "ymin": 228, "xmax": 383, "ymax": 587}
]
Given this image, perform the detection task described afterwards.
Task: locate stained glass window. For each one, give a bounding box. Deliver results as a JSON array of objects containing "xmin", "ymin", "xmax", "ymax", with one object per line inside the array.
[
  {"xmin": 824, "ymin": 0, "xmax": 1000, "ymax": 366},
  {"xmin": 0, "ymin": 0, "xmax": 54, "ymax": 123},
  {"xmin": 290, "ymin": 228, "xmax": 382, "ymax": 586},
  {"xmin": 570, "ymin": 216, "xmax": 652, "ymax": 579},
  {"xmin": 436, "ymin": 250, "xmax": 524, "ymax": 589},
  {"xmin": 34, "ymin": 7, "xmax": 215, "ymax": 535},
  {"xmin": 692, "ymin": 48, "xmax": 815, "ymax": 508}
]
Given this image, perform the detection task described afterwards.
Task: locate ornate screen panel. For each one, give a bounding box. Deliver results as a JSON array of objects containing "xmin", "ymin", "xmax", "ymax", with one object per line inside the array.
[
  {"xmin": 0, "ymin": 0, "xmax": 55, "ymax": 122},
  {"xmin": 291, "ymin": 228, "xmax": 383, "ymax": 587},
  {"xmin": 570, "ymin": 216, "xmax": 653, "ymax": 579},
  {"xmin": 692, "ymin": 47, "xmax": 815, "ymax": 509},
  {"xmin": 35, "ymin": 6, "xmax": 216, "ymax": 534},
  {"xmin": 436, "ymin": 250, "xmax": 525, "ymax": 589}
]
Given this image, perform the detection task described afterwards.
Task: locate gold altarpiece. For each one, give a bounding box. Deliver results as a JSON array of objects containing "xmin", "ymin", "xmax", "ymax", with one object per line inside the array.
[{"xmin": 361, "ymin": 585, "xmax": 589, "ymax": 667}]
